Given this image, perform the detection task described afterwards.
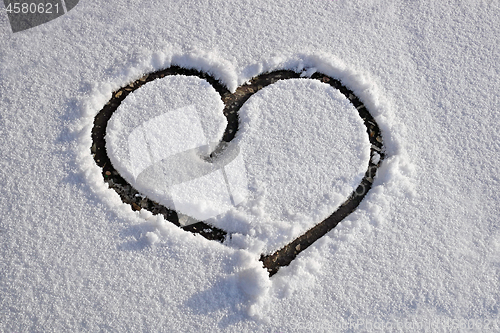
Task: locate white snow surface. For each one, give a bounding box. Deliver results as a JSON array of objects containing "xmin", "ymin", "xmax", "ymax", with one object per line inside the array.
[
  {"xmin": 219, "ymin": 78, "xmax": 370, "ymax": 254},
  {"xmin": 107, "ymin": 75, "xmax": 227, "ymax": 183},
  {"xmin": 0, "ymin": 0, "xmax": 499, "ymax": 332},
  {"xmin": 107, "ymin": 74, "xmax": 370, "ymax": 254},
  {"xmin": 106, "ymin": 75, "xmax": 234, "ymax": 222}
]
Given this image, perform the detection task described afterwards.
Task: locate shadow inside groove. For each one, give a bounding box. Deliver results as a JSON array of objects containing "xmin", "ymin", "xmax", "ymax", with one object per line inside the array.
[{"xmin": 91, "ymin": 67, "xmax": 385, "ymax": 276}]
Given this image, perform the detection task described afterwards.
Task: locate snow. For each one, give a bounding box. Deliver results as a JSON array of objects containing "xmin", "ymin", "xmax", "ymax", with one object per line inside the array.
[
  {"xmin": 106, "ymin": 75, "xmax": 233, "ymax": 222},
  {"xmin": 1, "ymin": 0, "xmax": 500, "ymax": 331},
  {"xmin": 219, "ymin": 78, "xmax": 370, "ymax": 254}
]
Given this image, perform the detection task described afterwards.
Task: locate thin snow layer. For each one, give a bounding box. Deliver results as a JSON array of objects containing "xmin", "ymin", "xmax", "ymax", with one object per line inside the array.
[
  {"xmin": 1, "ymin": 0, "xmax": 500, "ymax": 331},
  {"xmin": 217, "ymin": 78, "xmax": 370, "ymax": 253}
]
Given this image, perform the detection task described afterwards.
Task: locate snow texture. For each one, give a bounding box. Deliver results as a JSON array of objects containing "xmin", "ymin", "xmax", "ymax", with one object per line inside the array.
[
  {"xmin": 218, "ymin": 78, "xmax": 370, "ymax": 254},
  {"xmin": 1, "ymin": 0, "xmax": 499, "ymax": 331},
  {"xmin": 108, "ymin": 73, "xmax": 370, "ymax": 253},
  {"xmin": 106, "ymin": 75, "xmax": 235, "ymax": 222}
]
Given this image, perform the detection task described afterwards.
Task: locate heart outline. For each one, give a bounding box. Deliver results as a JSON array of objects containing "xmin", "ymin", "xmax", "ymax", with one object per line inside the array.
[{"xmin": 91, "ymin": 66, "xmax": 385, "ymax": 276}]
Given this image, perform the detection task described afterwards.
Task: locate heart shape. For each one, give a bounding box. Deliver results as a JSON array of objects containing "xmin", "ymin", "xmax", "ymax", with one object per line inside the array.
[
  {"xmin": 91, "ymin": 66, "xmax": 384, "ymax": 276},
  {"xmin": 5, "ymin": 0, "xmax": 79, "ymax": 33}
]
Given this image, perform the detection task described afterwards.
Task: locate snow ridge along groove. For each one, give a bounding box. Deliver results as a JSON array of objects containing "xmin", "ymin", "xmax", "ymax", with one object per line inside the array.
[{"xmin": 91, "ymin": 66, "xmax": 385, "ymax": 276}]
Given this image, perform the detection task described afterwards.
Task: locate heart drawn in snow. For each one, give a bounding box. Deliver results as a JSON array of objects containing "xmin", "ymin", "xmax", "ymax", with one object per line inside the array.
[{"xmin": 92, "ymin": 66, "xmax": 384, "ymax": 276}]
